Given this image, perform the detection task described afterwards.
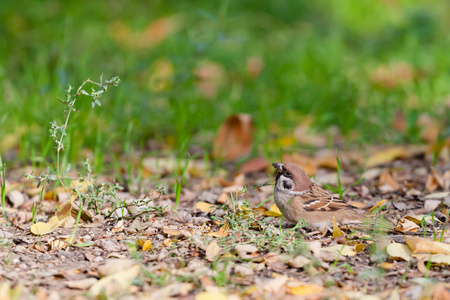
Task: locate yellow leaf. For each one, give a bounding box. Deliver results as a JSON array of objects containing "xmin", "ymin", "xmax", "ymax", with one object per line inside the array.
[
  {"xmin": 366, "ymin": 199, "xmax": 389, "ymax": 216},
  {"xmin": 287, "ymin": 283, "xmax": 324, "ymax": 296},
  {"xmin": 322, "ymin": 245, "xmax": 356, "ymax": 257},
  {"xmin": 195, "ymin": 290, "xmax": 228, "ymax": 300},
  {"xmin": 266, "ymin": 204, "xmax": 282, "ymax": 217},
  {"xmin": 195, "ymin": 201, "xmax": 217, "ymax": 213},
  {"xmin": 386, "ymin": 242, "xmax": 412, "ymax": 261},
  {"xmin": 332, "ymin": 216, "xmax": 344, "ymax": 238},
  {"xmin": 163, "ymin": 228, "xmax": 182, "ymax": 236},
  {"xmin": 30, "ymin": 216, "xmax": 69, "ymax": 235},
  {"xmin": 366, "ymin": 147, "xmax": 405, "ymax": 168},
  {"xmin": 89, "ymin": 264, "xmax": 140, "ymax": 297},
  {"xmin": 137, "ymin": 238, "xmax": 152, "ymax": 251},
  {"xmin": 354, "ymin": 244, "xmax": 366, "ymax": 252},
  {"xmin": 207, "ymin": 221, "xmax": 229, "ymax": 238},
  {"xmin": 412, "ymin": 253, "xmax": 450, "ymax": 265},
  {"xmin": 71, "ymin": 179, "xmax": 93, "ymax": 194}
]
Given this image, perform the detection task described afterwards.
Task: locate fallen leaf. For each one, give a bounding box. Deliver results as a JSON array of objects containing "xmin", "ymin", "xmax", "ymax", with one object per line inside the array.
[
  {"xmin": 412, "ymin": 253, "xmax": 450, "ymax": 265},
  {"xmin": 386, "ymin": 242, "xmax": 412, "ymax": 261},
  {"xmin": 207, "ymin": 222, "xmax": 229, "ymax": 238},
  {"xmin": 239, "ymin": 158, "xmax": 269, "ymax": 174},
  {"xmin": 195, "ymin": 201, "xmax": 217, "ymax": 213},
  {"xmin": 332, "ymin": 216, "xmax": 344, "ymax": 238},
  {"xmin": 266, "ymin": 204, "xmax": 282, "ymax": 217},
  {"xmin": 288, "ymin": 256, "xmax": 310, "ymax": 268},
  {"xmin": 112, "ymin": 219, "xmax": 124, "ymax": 233},
  {"xmin": 366, "ymin": 199, "xmax": 389, "ymax": 216},
  {"xmin": 66, "ymin": 278, "xmax": 97, "ymax": 290},
  {"xmin": 405, "ymin": 236, "xmax": 450, "ymax": 255},
  {"xmin": 195, "ymin": 289, "xmax": 228, "ymax": 300},
  {"xmin": 137, "ymin": 238, "xmax": 152, "ymax": 251},
  {"xmin": 30, "ymin": 195, "xmax": 76, "ymax": 235},
  {"xmin": 426, "ymin": 168, "xmax": 445, "ymax": 192},
  {"xmin": 89, "ymin": 264, "xmax": 140, "ymax": 297},
  {"xmin": 235, "ymin": 244, "xmax": 258, "ymax": 259},
  {"xmin": 377, "ymin": 170, "xmax": 400, "ymax": 191},
  {"xmin": 163, "ymin": 228, "xmax": 182, "ymax": 236},
  {"xmin": 7, "ymin": 190, "xmax": 24, "ymax": 208},
  {"xmin": 366, "ymin": 147, "xmax": 405, "ymax": 168},
  {"xmin": 287, "ymin": 282, "xmax": 324, "ymax": 296},
  {"xmin": 395, "ymin": 219, "xmax": 420, "ymax": 233},
  {"xmin": 213, "ymin": 114, "xmax": 254, "ymax": 161},
  {"xmin": 321, "ymin": 245, "xmax": 356, "ymax": 257},
  {"xmin": 206, "ymin": 241, "xmax": 223, "ymax": 262}
]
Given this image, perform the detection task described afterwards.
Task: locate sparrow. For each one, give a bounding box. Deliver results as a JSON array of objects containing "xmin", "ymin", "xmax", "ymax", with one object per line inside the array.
[{"xmin": 273, "ymin": 162, "xmax": 363, "ymax": 229}]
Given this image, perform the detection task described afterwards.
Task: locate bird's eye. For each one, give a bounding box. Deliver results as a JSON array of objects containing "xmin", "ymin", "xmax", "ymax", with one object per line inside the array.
[{"xmin": 285, "ymin": 171, "xmax": 291, "ymax": 177}]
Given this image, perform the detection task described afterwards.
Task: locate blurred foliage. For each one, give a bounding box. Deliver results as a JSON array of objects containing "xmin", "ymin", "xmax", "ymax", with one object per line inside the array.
[{"xmin": 0, "ymin": 0, "xmax": 449, "ymax": 164}]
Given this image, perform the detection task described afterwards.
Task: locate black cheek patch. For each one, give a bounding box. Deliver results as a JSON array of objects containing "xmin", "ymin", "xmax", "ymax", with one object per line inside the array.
[{"xmin": 283, "ymin": 181, "xmax": 292, "ymax": 190}]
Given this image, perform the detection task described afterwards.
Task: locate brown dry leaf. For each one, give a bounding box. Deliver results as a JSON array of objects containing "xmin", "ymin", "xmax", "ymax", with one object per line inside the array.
[
  {"xmin": 266, "ymin": 204, "xmax": 282, "ymax": 217},
  {"xmin": 395, "ymin": 219, "xmax": 420, "ymax": 233},
  {"xmin": 44, "ymin": 186, "xmax": 67, "ymax": 200},
  {"xmin": 207, "ymin": 222, "xmax": 229, "ymax": 238},
  {"xmin": 379, "ymin": 262, "xmax": 396, "ymax": 270},
  {"xmin": 109, "ymin": 17, "xmax": 179, "ymax": 50},
  {"xmin": 287, "ymin": 282, "xmax": 325, "ymax": 296},
  {"xmin": 405, "ymin": 236, "xmax": 450, "ymax": 255},
  {"xmin": 235, "ymin": 244, "xmax": 258, "ymax": 259},
  {"xmin": 247, "ymin": 56, "xmax": 264, "ymax": 78},
  {"xmin": 366, "ymin": 199, "xmax": 389, "ymax": 216},
  {"xmin": 417, "ymin": 114, "xmax": 441, "ymax": 144},
  {"xmin": 49, "ymin": 237, "xmax": 70, "ymax": 250},
  {"xmin": 377, "ymin": 169, "xmax": 400, "ymax": 191},
  {"xmin": 417, "ymin": 257, "xmax": 430, "ymax": 275},
  {"xmin": 366, "ymin": 147, "xmax": 405, "ymax": 168},
  {"xmin": 282, "ymin": 153, "xmax": 317, "ymax": 176},
  {"xmin": 195, "ymin": 201, "xmax": 217, "ymax": 213},
  {"xmin": 332, "ymin": 216, "xmax": 344, "ymax": 238},
  {"xmin": 112, "ymin": 219, "xmax": 124, "ymax": 233},
  {"xmin": 239, "ymin": 158, "xmax": 269, "ymax": 174},
  {"xmin": 426, "ymin": 168, "xmax": 444, "ymax": 192},
  {"xmin": 432, "ymin": 283, "xmax": 450, "ymax": 300},
  {"xmin": 205, "ymin": 241, "xmax": 223, "ymax": 262},
  {"xmin": 386, "ymin": 242, "xmax": 412, "ymax": 261},
  {"xmin": 194, "ymin": 61, "xmax": 225, "ymax": 98},
  {"xmin": 370, "ymin": 62, "xmax": 414, "ymax": 89},
  {"xmin": 30, "ymin": 195, "xmax": 76, "ymax": 235},
  {"xmin": 213, "ymin": 114, "xmax": 254, "ymax": 161},
  {"xmin": 163, "ymin": 228, "xmax": 182, "ymax": 236},
  {"xmin": 89, "ymin": 264, "xmax": 140, "ymax": 297}
]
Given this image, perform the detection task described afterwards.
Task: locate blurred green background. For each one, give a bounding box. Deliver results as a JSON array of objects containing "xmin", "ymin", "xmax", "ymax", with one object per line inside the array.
[{"xmin": 1, "ymin": 0, "xmax": 449, "ymax": 167}]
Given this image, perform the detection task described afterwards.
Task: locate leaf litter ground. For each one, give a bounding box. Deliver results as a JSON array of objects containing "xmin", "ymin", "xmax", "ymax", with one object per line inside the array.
[{"xmin": 1, "ymin": 146, "xmax": 450, "ymax": 299}]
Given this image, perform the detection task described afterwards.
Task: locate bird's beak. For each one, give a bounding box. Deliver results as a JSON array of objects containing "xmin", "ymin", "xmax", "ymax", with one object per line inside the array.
[{"xmin": 272, "ymin": 163, "xmax": 284, "ymax": 172}]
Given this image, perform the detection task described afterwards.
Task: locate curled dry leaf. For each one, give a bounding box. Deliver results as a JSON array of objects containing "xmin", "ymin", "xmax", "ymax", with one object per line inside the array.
[
  {"xmin": 213, "ymin": 114, "xmax": 254, "ymax": 161},
  {"xmin": 426, "ymin": 169, "xmax": 445, "ymax": 192},
  {"xmin": 266, "ymin": 204, "xmax": 281, "ymax": 217},
  {"xmin": 332, "ymin": 216, "xmax": 344, "ymax": 238},
  {"xmin": 405, "ymin": 236, "xmax": 450, "ymax": 255},
  {"xmin": 395, "ymin": 219, "xmax": 420, "ymax": 233},
  {"xmin": 377, "ymin": 169, "xmax": 400, "ymax": 192},
  {"xmin": 206, "ymin": 222, "xmax": 229, "ymax": 238},
  {"xmin": 30, "ymin": 195, "xmax": 76, "ymax": 235}
]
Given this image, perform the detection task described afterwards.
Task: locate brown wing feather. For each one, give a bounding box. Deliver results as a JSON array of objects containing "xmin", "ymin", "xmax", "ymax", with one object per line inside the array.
[{"xmin": 302, "ymin": 184, "xmax": 355, "ymax": 212}]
